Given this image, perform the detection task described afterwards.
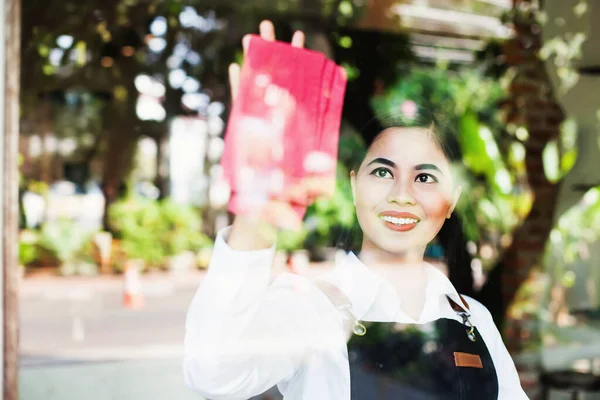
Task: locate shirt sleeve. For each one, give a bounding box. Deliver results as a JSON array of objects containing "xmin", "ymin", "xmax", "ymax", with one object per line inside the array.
[
  {"xmin": 183, "ymin": 226, "xmax": 331, "ymax": 399},
  {"xmin": 466, "ymin": 297, "xmax": 530, "ymax": 400}
]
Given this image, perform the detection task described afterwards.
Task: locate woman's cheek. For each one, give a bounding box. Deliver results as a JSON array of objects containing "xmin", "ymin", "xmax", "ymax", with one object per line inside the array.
[{"xmin": 419, "ymin": 190, "xmax": 452, "ymax": 221}]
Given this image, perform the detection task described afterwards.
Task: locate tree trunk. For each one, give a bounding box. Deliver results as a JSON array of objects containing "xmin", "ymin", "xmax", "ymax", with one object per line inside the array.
[
  {"xmin": 3, "ymin": 0, "xmax": 21, "ymax": 398},
  {"xmin": 477, "ymin": 1, "xmax": 565, "ymax": 353},
  {"xmin": 101, "ymin": 120, "xmax": 137, "ymax": 231},
  {"xmin": 100, "ymin": 56, "xmax": 139, "ymax": 231}
]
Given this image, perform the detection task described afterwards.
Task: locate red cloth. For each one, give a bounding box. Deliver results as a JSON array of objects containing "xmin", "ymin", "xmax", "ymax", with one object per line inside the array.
[{"xmin": 221, "ymin": 35, "xmax": 347, "ymax": 222}]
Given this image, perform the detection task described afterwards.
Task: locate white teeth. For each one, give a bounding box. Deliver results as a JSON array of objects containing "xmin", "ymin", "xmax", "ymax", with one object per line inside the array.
[{"xmin": 380, "ymin": 216, "xmax": 419, "ymax": 226}]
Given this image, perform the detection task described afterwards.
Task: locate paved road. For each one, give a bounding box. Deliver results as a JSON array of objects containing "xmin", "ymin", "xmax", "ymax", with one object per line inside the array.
[
  {"xmin": 19, "ymin": 272, "xmax": 203, "ymax": 400},
  {"xmin": 18, "ymin": 268, "xmax": 302, "ymax": 400}
]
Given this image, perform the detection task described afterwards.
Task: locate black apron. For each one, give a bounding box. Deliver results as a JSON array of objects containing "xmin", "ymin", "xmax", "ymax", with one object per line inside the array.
[{"xmin": 347, "ymin": 297, "xmax": 499, "ymax": 399}]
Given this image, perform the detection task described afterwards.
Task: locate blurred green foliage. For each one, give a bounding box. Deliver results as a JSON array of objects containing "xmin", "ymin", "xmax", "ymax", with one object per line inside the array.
[
  {"xmin": 39, "ymin": 218, "xmax": 96, "ymax": 275},
  {"xmin": 109, "ymin": 196, "xmax": 212, "ymax": 269},
  {"xmin": 39, "ymin": 218, "xmax": 92, "ymax": 264},
  {"xmin": 18, "ymin": 231, "xmax": 39, "ymax": 267}
]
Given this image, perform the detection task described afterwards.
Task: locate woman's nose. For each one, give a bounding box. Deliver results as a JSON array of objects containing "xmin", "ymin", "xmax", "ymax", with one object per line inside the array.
[{"xmin": 386, "ymin": 179, "xmax": 416, "ymax": 206}]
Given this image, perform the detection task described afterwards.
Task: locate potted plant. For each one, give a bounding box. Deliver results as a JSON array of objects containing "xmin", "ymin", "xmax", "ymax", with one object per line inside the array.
[
  {"xmin": 109, "ymin": 196, "xmax": 166, "ymax": 272},
  {"xmin": 160, "ymin": 200, "xmax": 212, "ymax": 273},
  {"xmin": 18, "ymin": 230, "xmax": 39, "ymax": 277},
  {"xmin": 39, "ymin": 218, "xmax": 95, "ymax": 276}
]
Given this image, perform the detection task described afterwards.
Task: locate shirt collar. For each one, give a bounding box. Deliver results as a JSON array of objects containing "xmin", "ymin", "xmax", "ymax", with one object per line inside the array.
[{"xmin": 318, "ymin": 251, "xmax": 468, "ymax": 324}]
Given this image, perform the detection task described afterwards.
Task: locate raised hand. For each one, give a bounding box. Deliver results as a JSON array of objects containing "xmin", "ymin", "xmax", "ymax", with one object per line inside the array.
[{"xmin": 226, "ymin": 21, "xmax": 336, "ymax": 238}]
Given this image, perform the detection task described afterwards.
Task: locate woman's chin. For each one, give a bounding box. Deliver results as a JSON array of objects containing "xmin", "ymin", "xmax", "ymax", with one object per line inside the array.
[{"xmin": 368, "ymin": 239, "xmax": 425, "ymax": 259}]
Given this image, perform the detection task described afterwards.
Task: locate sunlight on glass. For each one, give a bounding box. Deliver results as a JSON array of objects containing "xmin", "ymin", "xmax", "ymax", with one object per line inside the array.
[
  {"xmin": 207, "ymin": 102, "xmax": 225, "ymax": 117},
  {"xmin": 210, "ymin": 165, "xmax": 223, "ymax": 183},
  {"xmin": 134, "ymin": 76, "xmax": 165, "ymax": 98},
  {"xmin": 150, "ymin": 82, "xmax": 165, "ymax": 98},
  {"xmin": 56, "ymin": 35, "xmax": 74, "ymax": 49},
  {"xmin": 209, "ymin": 180, "xmax": 231, "ymax": 208},
  {"xmin": 186, "ymin": 51, "xmax": 202, "ymax": 66},
  {"xmin": 182, "ymin": 93, "xmax": 208, "ymax": 111},
  {"xmin": 516, "ymin": 126, "xmax": 529, "ymax": 141},
  {"xmin": 136, "ymin": 96, "xmax": 166, "ymax": 121},
  {"xmin": 138, "ymin": 136, "xmax": 158, "ymax": 158},
  {"xmin": 134, "ymin": 75, "xmax": 153, "ymax": 94},
  {"xmin": 494, "ymin": 169, "xmax": 512, "ymax": 194},
  {"xmin": 573, "ymin": 1, "xmax": 588, "ymax": 17},
  {"xmin": 509, "ymin": 141, "xmax": 526, "ymax": 162},
  {"xmin": 339, "ymin": 0, "xmax": 353, "ymax": 16},
  {"xmin": 550, "ymin": 229, "xmax": 562, "ymax": 244},
  {"xmin": 179, "ymin": 7, "xmax": 198, "ymax": 28},
  {"xmin": 150, "ymin": 16, "xmax": 168, "ymax": 37},
  {"xmin": 49, "ymin": 48, "xmax": 64, "ymax": 67},
  {"xmin": 207, "ymin": 137, "xmax": 225, "ymax": 161},
  {"xmin": 74, "ymin": 41, "xmax": 87, "ymax": 66},
  {"xmin": 208, "ymin": 116, "xmax": 224, "ymax": 136},
  {"xmin": 169, "ymin": 69, "xmax": 186, "ymax": 89},
  {"xmin": 148, "ymin": 37, "xmax": 167, "ymax": 53},
  {"xmin": 582, "ymin": 188, "xmax": 600, "ymax": 206},
  {"xmin": 58, "ymin": 138, "xmax": 77, "ymax": 157},
  {"xmin": 479, "ymin": 244, "xmax": 493, "ymax": 259},
  {"xmin": 44, "ymin": 135, "xmax": 58, "ymax": 153},
  {"xmin": 542, "ymin": 140, "xmax": 560, "ymax": 183},
  {"xmin": 478, "ymin": 198, "xmax": 499, "ymax": 220},
  {"xmin": 182, "ymin": 77, "xmax": 201, "ymax": 93},
  {"xmin": 485, "ymin": 140, "xmax": 499, "ymax": 159},
  {"xmin": 174, "ymin": 43, "xmax": 189, "ymax": 57},
  {"xmin": 28, "ymin": 135, "xmax": 42, "ymax": 158},
  {"xmin": 466, "ymin": 241, "xmax": 477, "ymax": 255},
  {"xmin": 167, "ymin": 55, "xmax": 182, "ymax": 69}
]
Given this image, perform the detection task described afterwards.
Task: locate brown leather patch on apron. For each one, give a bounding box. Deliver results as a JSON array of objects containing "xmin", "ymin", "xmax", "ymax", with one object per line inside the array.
[{"xmin": 453, "ymin": 352, "xmax": 483, "ymax": 368}]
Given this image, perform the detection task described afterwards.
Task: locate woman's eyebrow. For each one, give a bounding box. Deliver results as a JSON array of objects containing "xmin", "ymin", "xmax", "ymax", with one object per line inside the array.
[
  {"xmin": 414, "ymin": 163, "xmax": 444, "ymax": 175},
  {"xmin": 366, "ymin": 157, "xmax": 396, "ymax": 168}
]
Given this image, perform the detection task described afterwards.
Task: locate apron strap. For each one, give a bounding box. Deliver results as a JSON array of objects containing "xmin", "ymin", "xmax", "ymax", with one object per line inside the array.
[
  {"xmin": 446, "ymin": 294, "xmax": 470, "ymax": 312},
  {"xmin": 446, "ymin": 294, "xmax": 477, "ymax": 342}
]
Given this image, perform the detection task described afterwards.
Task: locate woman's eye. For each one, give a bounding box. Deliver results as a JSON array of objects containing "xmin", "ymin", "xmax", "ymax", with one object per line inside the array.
[
  {"xmin": 415, "ymin": 173, "xmax": 438, "ymax": 183},
  {"xmin": 371, "ymin": 167, "xmax": 393, "ymax": 179}
]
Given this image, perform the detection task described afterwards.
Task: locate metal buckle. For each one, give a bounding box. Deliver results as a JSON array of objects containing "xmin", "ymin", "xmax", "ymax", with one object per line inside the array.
[
  {"xmin": 459, "ymin": 312, "xmax": 477, "ymax": 342},
  {"xmin": 339, "ymin": 304, "xmax": 367, "ymax": 336}
]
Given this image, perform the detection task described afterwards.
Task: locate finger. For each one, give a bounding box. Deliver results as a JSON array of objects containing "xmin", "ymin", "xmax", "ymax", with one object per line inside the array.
[
  {"xmin": 259, "ymin": 20, "xmax": 276, "ymax": 41},
  {"xmin": 242, "ymin": 34, "xmax": 251, "ymax": 56},
  {"xmin": 228, "ymin": 63, "xmax": 241, "ymax": 99},
  {"xmin": 291, "ymin": 31, "xmax": 305, "ymax": 48}
]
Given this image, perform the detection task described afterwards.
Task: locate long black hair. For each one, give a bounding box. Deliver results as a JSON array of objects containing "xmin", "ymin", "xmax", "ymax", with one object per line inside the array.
[{"xmin": 335, "ymin": 107, "xmax": 474, "ymax": 295}]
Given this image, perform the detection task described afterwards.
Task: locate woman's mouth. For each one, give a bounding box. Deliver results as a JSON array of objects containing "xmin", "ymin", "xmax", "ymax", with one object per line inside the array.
[{"xmin": 379, "ymin": 215, "xmax": 420, "ymax": 232}]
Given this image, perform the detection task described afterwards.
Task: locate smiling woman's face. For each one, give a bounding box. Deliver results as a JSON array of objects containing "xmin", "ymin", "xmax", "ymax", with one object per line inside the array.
[{"xmin": 350, "ymin": 127, "xmax": 461, "ymax": 260}]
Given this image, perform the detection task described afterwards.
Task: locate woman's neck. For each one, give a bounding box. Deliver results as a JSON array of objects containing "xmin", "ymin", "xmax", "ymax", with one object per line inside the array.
[
  {"xmin": 358, "ymin": 239, "xmax": 429, "ymax": 319},
  {"xmin": 358, "ymin": 239, "xmax": 426, "ymax": 268}
]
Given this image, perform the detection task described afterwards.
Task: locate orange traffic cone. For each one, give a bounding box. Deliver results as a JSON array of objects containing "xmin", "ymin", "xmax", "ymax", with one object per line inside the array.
[{"xmin": 123, "ymin": 260, "xmax": 144, "ymax": 309}]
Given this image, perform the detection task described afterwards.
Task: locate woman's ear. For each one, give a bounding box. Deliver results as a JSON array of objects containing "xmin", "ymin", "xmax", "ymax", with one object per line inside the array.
[
  {"xmin": 350, "ymin": 170, "xmax": 356, "ymax": 205},
  {"xmin": 446, "ymin": 185, "xmax": 462, "ymax": 219}
]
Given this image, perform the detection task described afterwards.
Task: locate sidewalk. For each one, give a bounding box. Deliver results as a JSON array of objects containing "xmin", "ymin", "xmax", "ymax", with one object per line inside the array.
[
  {"xmin": 19, "ymin": 261, "xmax": 335, "ymax": 300},
  {"xmin": 19, "ymin": 269, "xmax": 206, "ymax": 300}
]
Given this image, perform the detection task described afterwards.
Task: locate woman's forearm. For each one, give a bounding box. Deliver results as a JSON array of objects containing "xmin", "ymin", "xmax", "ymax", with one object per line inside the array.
[{"xmin": 227, "ymin": 214, "xmax": 278, "ymax": 251}]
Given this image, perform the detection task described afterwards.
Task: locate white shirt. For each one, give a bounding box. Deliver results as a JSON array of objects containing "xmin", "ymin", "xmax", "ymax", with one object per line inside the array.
[{"xmin": 184, "ymin": 226, "xmax": 529, "ymax": 400}]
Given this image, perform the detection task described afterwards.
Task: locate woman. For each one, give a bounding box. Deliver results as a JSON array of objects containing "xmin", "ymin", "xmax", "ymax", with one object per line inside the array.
[{"xmin": 183, "ymin": 21, "xmax": 528, "ymax": 400}]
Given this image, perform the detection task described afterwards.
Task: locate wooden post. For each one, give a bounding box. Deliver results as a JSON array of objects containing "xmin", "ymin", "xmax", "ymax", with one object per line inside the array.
[{"xmin": 2, "ymin": 0, "xmax": 21, "ymax": 398}]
